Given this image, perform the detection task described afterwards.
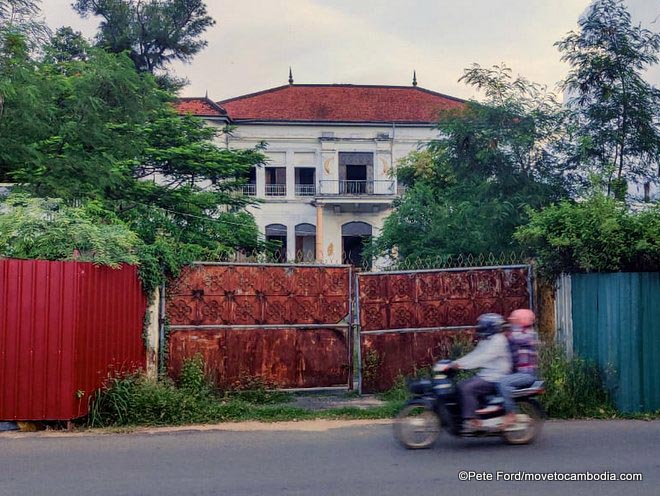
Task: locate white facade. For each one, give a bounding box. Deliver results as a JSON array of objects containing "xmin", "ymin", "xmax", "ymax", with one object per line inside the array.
[{"xmin": 210, "ymin": 121, "xmax": 440, "ymax": 266}]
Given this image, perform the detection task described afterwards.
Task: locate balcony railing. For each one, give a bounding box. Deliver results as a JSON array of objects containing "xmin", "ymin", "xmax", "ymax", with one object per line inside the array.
[
  {"xmin": 317, "ymin": 180, "xmax": 396, "ymax": 196},
  {"xmin": 295, "ymin": 184, "xmax": 316, "ymax": 196},
  {"xmin": 242, "ymin": 183, "xmax": 256, "ymax": 196},
  {"xmin": 265, "ymin": 184, "xmax": 286, "ymax": 196}
]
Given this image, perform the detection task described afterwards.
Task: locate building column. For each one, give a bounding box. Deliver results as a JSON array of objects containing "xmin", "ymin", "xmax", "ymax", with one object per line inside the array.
[
  {"xmin": 286, "ymin": 222, "xmax": 296, "ymax": 262},
  {"xmin": 316, "ymin": 204, "xmax": 324, "ymax": 261},
  {"xmin": 256, "ymin": 166, "xmax": 266, "ymax": 197},
  {"xmin": 286, "ymin": 151, "xmax": 295, "ymax": 199}
]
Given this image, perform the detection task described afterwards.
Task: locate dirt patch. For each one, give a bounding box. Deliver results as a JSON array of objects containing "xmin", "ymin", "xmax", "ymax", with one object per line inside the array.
[
  {"xmin": 289, "ymin": 394, "xmax": 386, "ymax": 411},
  {"xmin": 1, "ymin": 419, "xmax": 393, "ymax": 438}
]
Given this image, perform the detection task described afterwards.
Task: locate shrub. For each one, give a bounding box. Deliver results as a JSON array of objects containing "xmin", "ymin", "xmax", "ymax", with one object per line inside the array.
[
  {"xmin": 0, "ymin": 193, "xmax": 140, "ymax": 267},
  {"xmin": 538, "ymin": 344, "xmax": 616, "ymax": 418},
  {"xmin": 515, "ymin": 194, "xmax": 660, "ymax": 276},
  {"xmin": 89, "ymin": 359, "xmax": 293, "ymax": 427}
]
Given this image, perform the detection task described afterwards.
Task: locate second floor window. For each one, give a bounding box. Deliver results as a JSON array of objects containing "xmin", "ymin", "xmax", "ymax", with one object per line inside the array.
[
  {"xmin": 295, "ymin": 168, "xmax": 316, "ymax": 196},
  {"xmin": 242, "ymin": 167, "xmax": 257, "ymax": 196}
]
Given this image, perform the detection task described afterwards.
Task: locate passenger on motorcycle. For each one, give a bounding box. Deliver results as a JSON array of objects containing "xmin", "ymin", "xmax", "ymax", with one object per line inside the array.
[
  {"xmin": 499, "ymin": 309, "xmax": 539, "ymax": 427},
  {"xmin": 451, "ymin": 313, "xmax": 511, "ymax": 431}
]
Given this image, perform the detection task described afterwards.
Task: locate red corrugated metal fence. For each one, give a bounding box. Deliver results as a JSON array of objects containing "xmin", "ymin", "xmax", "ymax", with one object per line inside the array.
[{"xmin": 0, "ymin": 259, "xmax": 146, "ymax": 421}]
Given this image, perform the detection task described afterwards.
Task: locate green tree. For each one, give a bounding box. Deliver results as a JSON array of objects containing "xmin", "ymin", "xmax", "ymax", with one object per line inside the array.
[
  {"xmin": 44, "ymin": 26, "xmax": 89, "ymax": 64},
  {"xmin": 0, "ymin": 32, "xmax": 265, "ymax": 288},
  {"xmin": 372, "ymin": 64, "xmax": 570, "ymax": 263},
  {"xmin": 73, "ymin": 0, "xmax": 214, "ymax": 87},
  {"xmin": 0, "ymin": 0, "xmax": 50, "ymax": 49},
  {"xmin": 556, "ymin": 0, "xmax": 660, "ymax": 195}
]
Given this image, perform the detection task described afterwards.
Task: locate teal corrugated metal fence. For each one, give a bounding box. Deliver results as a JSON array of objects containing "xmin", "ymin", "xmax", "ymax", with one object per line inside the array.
[{"xmin": 571, "ymin": 273, "xmax": 660, "ymax": 413}]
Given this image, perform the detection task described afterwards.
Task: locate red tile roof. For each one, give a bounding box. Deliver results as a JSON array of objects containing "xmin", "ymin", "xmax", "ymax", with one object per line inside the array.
[
  {"xmin": 218, "ymin": 84, "xmax": 465, "ymax": 123},
  {"xmin": 174, "ymin": 97, "xmax": 227, "ymax": 118}
]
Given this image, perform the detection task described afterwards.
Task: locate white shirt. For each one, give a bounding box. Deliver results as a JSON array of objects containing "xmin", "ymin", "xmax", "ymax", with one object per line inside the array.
[{"xmin": 455, "ymin": 333, "xmax": 512, "ymax": 382}]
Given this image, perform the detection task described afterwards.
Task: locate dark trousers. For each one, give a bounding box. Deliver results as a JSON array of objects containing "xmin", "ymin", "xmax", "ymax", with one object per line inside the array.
[{"xmin": 458, "ymin": 376, "xmax": 497, "ymax": 419}]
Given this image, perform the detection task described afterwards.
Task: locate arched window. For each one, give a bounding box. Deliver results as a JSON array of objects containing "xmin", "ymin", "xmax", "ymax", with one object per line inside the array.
[
  {"xmin": 341, "ymin": 221, "xmax": 372, "ymax": 237},
  {"xmin": 265, "ymin": 224, "xmax": 287, "ymax": 262},
  {"xmin": 295, "ymin": 223, "xmax": 316, "ymax": 236}
]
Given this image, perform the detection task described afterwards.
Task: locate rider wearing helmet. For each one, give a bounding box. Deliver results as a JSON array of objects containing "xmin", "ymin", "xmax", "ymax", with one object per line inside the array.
[
  {"xmin": 452, "ymin": 313, "xmax": 512, "ymax": 431},
  {"xmin": 500, "ymin": 309, "xmax": 539, "ymax": 427}
]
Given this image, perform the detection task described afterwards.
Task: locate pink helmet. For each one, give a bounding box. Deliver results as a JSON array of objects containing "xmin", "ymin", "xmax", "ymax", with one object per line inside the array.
[{"xmin": 509, "ymin": 309, "xmax": 535, "ymax": 327}]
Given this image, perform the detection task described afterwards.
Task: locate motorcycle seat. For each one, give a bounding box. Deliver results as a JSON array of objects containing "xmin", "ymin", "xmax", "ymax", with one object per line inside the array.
[{"xmin": 511, "ymin": 380, "xmax": 545, "ymax": 398}]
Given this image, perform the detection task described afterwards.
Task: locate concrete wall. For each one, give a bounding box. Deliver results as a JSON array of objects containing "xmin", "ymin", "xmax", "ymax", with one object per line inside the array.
[{"xmin": 212, "ymin": 121, "xmax": 439, "ymax": 266}]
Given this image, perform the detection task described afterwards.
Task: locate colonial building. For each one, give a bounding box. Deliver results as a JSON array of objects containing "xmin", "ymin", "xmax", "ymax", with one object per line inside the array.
[{"xmin": 176, "ymin": 76, "xmax": 464, "ymax": 266}]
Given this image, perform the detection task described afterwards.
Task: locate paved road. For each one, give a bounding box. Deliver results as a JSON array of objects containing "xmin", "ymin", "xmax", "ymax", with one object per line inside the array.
[{"xmin": 1, "ymin": 420, "xmax": 658, "ymax": 496}]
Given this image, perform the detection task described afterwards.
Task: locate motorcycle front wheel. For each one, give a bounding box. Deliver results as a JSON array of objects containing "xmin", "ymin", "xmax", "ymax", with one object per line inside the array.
[{"xmin": 393, "ymin": 404, "xmax": 441, "ymax": 449}]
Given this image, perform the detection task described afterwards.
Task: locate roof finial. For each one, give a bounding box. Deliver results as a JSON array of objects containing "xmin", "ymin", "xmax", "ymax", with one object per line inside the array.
[
  {"xmin": 205, "ymin": 89, "xmax": 208, "ymax": 99},
  {"xmin": 412, "ymin": 70, "xmax": 417, "ymax": 87},
  {"xmin": 288, "ymin": 67, "xmax": 294, "ymax": 85}
]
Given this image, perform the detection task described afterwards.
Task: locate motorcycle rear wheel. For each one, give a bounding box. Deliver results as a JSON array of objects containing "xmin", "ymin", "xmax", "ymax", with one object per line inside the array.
[
  {"xmin": 501, "ymin": 400, "xmax": 543, "ymax": 445},
  {"xmin": 394, "ymin": 404, "xmax": 441, "ymax": 449}
]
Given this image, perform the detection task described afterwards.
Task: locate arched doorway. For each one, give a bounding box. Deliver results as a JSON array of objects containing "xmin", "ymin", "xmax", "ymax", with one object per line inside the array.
[
  {"xmin": 265, "ymin": 224, "xmax": 287, "ymax": 262},
  {"xmin": 341, "ymin": 221, "xmax": 372, "ymax": 267},
  {"xmin": 295, "ymin": 223, "xmax": 316, "ymax": 262}
]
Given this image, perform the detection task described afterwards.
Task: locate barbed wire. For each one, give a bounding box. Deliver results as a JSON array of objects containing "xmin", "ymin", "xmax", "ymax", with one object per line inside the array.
[
  {"xmin": 378, "ymin": 251, "xmax": 531, "ymax": 272},
  {"xmin": 195, "ymin": 249, "xmax": 531, "ymax": 271}
]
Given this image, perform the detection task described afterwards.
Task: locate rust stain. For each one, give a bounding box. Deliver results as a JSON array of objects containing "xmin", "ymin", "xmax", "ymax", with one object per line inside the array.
[
  {"xmin": 166, "ymin": 264, "xmax": 352, "ymax": 389},
  {"xmin": 168, "ymin": 328, "xmax": 349, "ymax": 389}
]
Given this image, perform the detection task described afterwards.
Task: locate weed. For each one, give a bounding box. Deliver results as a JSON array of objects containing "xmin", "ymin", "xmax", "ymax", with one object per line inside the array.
[
  {"xmin": 223, "ymin": 375, "xmax": 292, "ymax": 405},
  {"xmin": 378, "ymin": 375, "xmax": 408, "ymax": 402},
  {"xmin": 178, "ymin": 354, "xmax": 213, "ymax": 397},
  {"xmin": 361, "ymin": 350, "xmax": 382, "ymax": 388},
  {"xmin": 449, "ymin": 332, "xmax": 476, "ymax": 360}
]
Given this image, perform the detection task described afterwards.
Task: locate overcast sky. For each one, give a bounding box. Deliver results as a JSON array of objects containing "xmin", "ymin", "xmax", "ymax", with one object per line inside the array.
[{"xmin": 40, "ymin": 0, "xmax": 659, "ymax": 101}]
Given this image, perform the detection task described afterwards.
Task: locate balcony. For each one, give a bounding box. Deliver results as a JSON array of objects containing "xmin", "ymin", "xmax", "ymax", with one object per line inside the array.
[
  {"xmin": 265, "ymin": 184, "xmax": 287, "ymax": 196},
  {"xmin": 242, "ymin": 183, "xmax": 256, "ymax": 196},
  {"xmin": 295, "ymin": 184, "xmax": 316, "ymax": 196},
  {"xmin": 317, "ymin": 180, "xmax": 396, "ymax": 196}
]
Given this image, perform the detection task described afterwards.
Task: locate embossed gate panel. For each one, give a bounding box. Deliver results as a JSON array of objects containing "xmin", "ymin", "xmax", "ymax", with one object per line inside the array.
[
  {"xmin": 166, "ymin": 263, "xmax": 352, "ymax": 389},
  {"xmin": 357, "ymin": 265, "xmax": 532, "ymax": 392}
]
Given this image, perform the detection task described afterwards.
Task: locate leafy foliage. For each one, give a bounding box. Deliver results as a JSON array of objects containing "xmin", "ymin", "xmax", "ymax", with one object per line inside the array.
[
  {"xmin": 0, "ymin": 194, "xmax": 140, "ymax": 266},
  {"xmin": 514, "ymin": 193, "xmax": 660, "ymax": 276},
  {"xmin": 556, "ymin": 0, "xmax": 660, "ymax": 193},
  {"xmin": 372, "ymin": 64, "xmax": 570, "ymax": 263},
  {"xmin": 73, "ymin": 0, "xmax": 214, "ymax": 88}
]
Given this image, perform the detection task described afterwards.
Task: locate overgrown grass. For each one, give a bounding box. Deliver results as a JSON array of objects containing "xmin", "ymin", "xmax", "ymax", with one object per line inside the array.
[
  {"xmin": 88, "ymin": 357, "xmax": 401, "ymax": 428},
  {"xmin": 88, "ymin": 346, "xmax": 636, "ymax": 428},
  {"xmin": 538, "ymin": 345, "xmax": 616, "ymax": 419}
]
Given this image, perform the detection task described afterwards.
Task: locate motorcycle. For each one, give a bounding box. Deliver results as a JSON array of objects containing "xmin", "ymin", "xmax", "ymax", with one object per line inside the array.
[{"xmin": 393, "ymin": 360, "xmax": 545, "ymax": 448}]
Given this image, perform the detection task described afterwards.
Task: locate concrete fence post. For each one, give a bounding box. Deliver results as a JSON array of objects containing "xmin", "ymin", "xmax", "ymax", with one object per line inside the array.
[{"xmin": 145, "ymin": 288, "xmax": 161, "ymax": 379}]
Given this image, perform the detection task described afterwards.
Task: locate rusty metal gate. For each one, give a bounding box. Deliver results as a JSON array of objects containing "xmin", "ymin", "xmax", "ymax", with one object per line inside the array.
[
  {"xmin": 356, "ymin": 265, "xmax": 532, "ymax": 392},
  {"xmin": 165, "ymin": 262, "xmax": 353, "ymax": 389}
]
